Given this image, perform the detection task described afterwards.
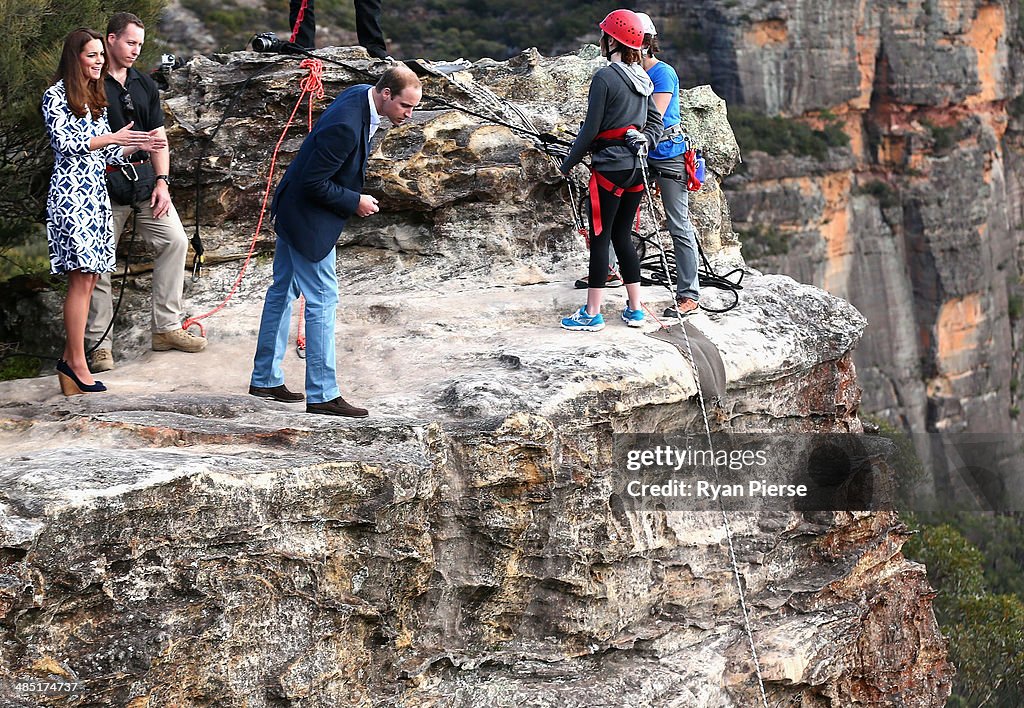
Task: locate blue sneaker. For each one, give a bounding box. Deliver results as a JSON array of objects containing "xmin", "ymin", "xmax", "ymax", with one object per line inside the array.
[
  {"xmin": 621, "ymin": 305, "xmax": 645, "ymax": 328},
  {"xmin": 561, "ymin": 306, "xmax": 605, "ymax": 332}
]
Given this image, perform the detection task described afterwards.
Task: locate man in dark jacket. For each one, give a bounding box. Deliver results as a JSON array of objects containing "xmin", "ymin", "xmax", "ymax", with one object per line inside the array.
[{"xmin": 249, "ymin": 65, "xmax": 421, "ymax": 417}]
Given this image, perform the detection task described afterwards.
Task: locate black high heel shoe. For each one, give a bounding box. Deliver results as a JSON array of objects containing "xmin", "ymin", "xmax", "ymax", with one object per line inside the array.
[{"xmin": 56, "ymin": 359, "xmax": 106, "ymax": 395}]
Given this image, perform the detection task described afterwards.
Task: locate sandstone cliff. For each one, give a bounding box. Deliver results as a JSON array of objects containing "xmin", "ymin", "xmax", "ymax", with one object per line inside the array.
[
  {"xmin": 0, "ymin": 48, "xmax": 951, "ymax": 706},
  {"xmin": 658, "ymin": 0, "xmax": 1024, "ymax": 455}
]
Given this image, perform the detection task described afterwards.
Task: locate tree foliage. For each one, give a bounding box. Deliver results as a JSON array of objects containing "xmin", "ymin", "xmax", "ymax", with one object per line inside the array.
[
  {"xmin": 903, "ymin": 515, "xmax": 1024, "ymax": 706},
  {"xmin": 0, "ymin": 0, "xmax": 166, "ymax": 280},
  {"xmin": 729, "ymin": 108, "xmax": 849, "ymax": 161},
  {"xmin": 380, "ymin": 0, "xmax": 620, "ymax": 61}
]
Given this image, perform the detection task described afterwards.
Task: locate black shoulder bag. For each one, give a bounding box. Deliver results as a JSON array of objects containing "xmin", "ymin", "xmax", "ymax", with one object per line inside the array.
[{"xmin": 107, "ymin": 160, "xmax": 156, "ymax": 206}]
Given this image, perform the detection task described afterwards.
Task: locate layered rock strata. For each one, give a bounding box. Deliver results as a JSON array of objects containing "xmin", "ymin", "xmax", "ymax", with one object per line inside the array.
[
  {"xmin": 0, "ymin": 48, "xmax": 950, "ymax": 706},
  {"xmin": 655, "ymin": 0, "xmax": 1023, "ymax": 458}
]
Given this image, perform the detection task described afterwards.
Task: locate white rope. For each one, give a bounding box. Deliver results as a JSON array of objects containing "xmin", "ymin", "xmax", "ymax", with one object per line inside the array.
[{"xmin": 637, "ymin": 155, "xmax": 770, "ymax": 708}]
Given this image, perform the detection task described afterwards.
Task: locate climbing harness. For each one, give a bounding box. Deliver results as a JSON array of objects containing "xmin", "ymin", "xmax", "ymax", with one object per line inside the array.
[{"xmin": 586, "ymin": 126, "xmax": 646, "ymax": 235}]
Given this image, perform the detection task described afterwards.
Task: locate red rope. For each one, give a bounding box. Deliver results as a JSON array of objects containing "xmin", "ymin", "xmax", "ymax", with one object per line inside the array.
[
  {"xmin": 292, "ymin": 62, "xmax": 322, "ymax": 352},
  {"xmin": 182, "ymin": 59, "xmax": 325, "ymax": 337},
  {"xmin": 643, "ymin": 301, "xmax": 667, "ymax": 330},
  {"xmin": 290, "ymin": 0, "xmax": 310, "ymax": 44}
]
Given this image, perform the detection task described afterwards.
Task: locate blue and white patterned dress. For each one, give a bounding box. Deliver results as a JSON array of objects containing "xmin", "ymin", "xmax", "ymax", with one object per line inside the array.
[{"xmin": 42, "ymin": 80, "xmax": 124, "ymax": 275}]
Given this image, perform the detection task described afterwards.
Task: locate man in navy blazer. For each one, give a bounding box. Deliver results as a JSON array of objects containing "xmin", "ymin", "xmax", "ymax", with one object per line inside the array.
[{"xmin": 249, "ymin": 65, "xmax": 422, "ymax": 417}]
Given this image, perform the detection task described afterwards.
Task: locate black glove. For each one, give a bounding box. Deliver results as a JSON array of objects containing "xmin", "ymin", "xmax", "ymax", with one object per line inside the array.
[
  {"xmin": 624, "ymin": 128, "xmax": 648, "ymax": 157},
  {"xmin": 542, "ymin": 142, "xmax": 570, "ymax": 161}
]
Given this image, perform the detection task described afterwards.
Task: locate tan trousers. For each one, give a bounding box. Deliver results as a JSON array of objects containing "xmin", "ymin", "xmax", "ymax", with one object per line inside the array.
[{"xmin": 86, "ymin": 200, "xmax": 188, "ymax": 350}]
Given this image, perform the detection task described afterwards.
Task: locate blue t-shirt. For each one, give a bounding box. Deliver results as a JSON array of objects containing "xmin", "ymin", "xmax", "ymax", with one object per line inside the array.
[{"xmin": 647, "ymin": 60, "xmax": 687, "ymax": 161}]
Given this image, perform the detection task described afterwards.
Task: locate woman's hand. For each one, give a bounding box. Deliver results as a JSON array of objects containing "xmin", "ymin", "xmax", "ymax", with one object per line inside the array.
[
  {"xmin": 109, "ymin": 121, "xmax": 151, "ymax": 147},
  {"xmin": 142, "ymin": 129, "xmax": 167, "ymax": 152}
]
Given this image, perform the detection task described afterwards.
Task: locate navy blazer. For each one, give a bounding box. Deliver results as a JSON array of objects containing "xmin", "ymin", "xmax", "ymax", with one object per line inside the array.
[{"xmin": 271, "ymin": 83, "xmax": 372, "ymax": 262}]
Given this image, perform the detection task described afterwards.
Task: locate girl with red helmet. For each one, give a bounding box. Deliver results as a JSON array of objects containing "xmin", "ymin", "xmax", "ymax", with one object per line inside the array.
[{"xmin": 558, "ymin": 9, "xmax": 663, "ymax": 332}]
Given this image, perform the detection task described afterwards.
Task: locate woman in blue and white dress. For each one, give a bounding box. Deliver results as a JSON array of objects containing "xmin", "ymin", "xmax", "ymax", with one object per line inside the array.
[{"xmin": 43, "ymin": 27, "xmax": 160, "ymax": 395}]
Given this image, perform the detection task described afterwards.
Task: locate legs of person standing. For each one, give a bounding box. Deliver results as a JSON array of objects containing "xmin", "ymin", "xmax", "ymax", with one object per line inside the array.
[
  {"xmin": 563, "ymin": 169, "xmax": 643, "ymax": 331},
  {"xmin": 85, "ymin": 203, "xmax": 132, "ymax": 369},
  {"xmin": 652, "ymin": 162, "xmax": 700, "ymax": 315},
  {"xmin": 61, "ymin": 270, "xmax": 104, "ymax": 391},
  {"xmin": 251, "ymin": 238, "xmax": 302, "ymax": 392},
  {"xmin": 606, "ymin": 185, "xmax": 644, "ymax": 322},
  {"xmin": 587, "ymin": 170, "xmax": 642, "ymax": 315},
  {"xmin": 289, "ymin": 0, "xmax": 316, "ymax": 48},
  {"xmin": 354, "ymin": 0, "xmax": 387, "ymax": 58},
  {"xmin": 250, "ymin": 238, "xmax": 367, "ymax": 416},
  {"xmin": 289, "ymin": 245, "xmax": 340, "ymax": 405},
  {"xmin": 142, "ymin": 202, "xmax": 206, "ymax": 353},
  {"xmin": 86, "ymin": 200, "xmax": 204, "ymax": 372}
]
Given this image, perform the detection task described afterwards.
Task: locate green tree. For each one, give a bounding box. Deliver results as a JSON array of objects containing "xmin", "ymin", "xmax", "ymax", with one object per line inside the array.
[
  {"xmin": 904, "ymin": 520, "xmax": 1024, "ymax": 705},
  {"xmin": 0, "ymin": 0, "xmax": 166, "ymax": 281}
]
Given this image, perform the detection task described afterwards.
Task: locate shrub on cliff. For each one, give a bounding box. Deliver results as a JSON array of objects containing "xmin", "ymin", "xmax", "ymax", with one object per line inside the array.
[
  {"xmin": 0, "ymin": 0, "xmax": 166, "ymax": 281},
  {"xmin": 904, "ymin": 518, "xmax": 1024, "ymax": 705},
  {"xmin": 730, "ymin": 109, "xmax": 849, "ymax": 161}
]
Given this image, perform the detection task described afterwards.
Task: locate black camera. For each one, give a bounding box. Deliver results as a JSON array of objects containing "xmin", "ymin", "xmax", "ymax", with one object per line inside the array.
[
  {"xmin": 152, "ymin": 53, "xmax": 184, "ymax": 91},
  {"xmin": 251, "ymin": 32, "xmax": 287, "ymax": 53},
  {"xmin": 160, "ymin": 53, "xmax": 181, "ymax": 72}
]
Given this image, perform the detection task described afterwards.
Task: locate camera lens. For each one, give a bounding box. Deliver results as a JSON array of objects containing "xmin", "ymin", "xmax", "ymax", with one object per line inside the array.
[{"xmin": 252, "ymin": 32, "xmax": 280, "ymax": 53}]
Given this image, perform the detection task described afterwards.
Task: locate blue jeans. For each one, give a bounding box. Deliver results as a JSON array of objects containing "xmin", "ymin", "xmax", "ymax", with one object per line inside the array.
[{"xmin": 251, "ymin": 236, "xmax": 340, "ymax": 404}]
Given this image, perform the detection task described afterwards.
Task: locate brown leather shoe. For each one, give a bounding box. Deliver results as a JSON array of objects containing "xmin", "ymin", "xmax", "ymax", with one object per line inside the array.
[
  {"xmin": 249, "ymin": 384, "xmax": 305, "ymax": 402},
  {"xmin": 306, "ymin": 396, "xmax": 368, "ymax": 418}
]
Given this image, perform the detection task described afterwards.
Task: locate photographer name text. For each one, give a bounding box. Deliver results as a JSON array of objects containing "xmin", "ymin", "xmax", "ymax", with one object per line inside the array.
[{"xmin": 626, "ymin": 479, "xmax": 807, "ymax": 499}]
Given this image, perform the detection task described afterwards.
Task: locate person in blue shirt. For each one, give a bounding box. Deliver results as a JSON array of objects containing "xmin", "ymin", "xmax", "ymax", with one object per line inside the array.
[{"xmin": 637, "ymin": 13, "xmax": 700, "ymax": 316}]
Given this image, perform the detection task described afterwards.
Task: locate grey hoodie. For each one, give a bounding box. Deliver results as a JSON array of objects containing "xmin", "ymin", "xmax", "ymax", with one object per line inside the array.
[{"xmin": 560, "ymin": 61, "xmax": 664, "ymax": 174}]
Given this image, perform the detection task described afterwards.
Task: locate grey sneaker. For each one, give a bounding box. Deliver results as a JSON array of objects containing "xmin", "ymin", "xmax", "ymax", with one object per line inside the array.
[
  {"xmin": 89, "ymin": 348, "xmax": 114, "ymax": 373},
  {"xmin": 152, "ymin": 328, "xmax": 207, "ymax": 353}
]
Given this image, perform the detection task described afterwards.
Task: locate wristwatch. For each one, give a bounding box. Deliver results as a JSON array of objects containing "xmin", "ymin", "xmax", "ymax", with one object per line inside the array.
[{"xmin": 156, "ymin": 174, "xmax": 171, "ymax": 186}]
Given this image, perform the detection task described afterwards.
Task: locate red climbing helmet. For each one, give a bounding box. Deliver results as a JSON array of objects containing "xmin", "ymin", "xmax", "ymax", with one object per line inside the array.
[{"xmin": 599, "ymin": 9, "xmax": 645, "ymax": 50}]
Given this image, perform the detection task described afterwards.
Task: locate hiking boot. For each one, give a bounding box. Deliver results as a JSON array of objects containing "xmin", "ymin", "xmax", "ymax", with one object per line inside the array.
[
  {"xmin": 152, "ymin": 328, "xmax": 207, "ymax": 353},
  {"xmin": 561, "ymin": 306, "xmax": 605, "ymax": 332},
  {"xmin": 662, "ymin": 298, "xmax": 699, "ymax": 319},
  {"xmin": 621, "ymin": 305, "xmax": 645, "ymax": 328},
  {"xmin": 89, "ymin": 348, "xmax": 114, "ymax": 373},
  {"xmin": 307, "ymin": 396, "xmax": 369, "ymax": 418},
  {"xmin": 574, "ymin": 269, "xmax": 624, "ymax": 289}
]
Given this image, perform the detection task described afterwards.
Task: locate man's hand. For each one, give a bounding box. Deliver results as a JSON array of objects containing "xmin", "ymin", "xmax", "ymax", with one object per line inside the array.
[
  {"xmin": 356, "ymin": 194, "xmax": 380, "ymax": 217},
  {"xmin": 150, "ymin": 179, "xmax": 172, "ymax": 218}
]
